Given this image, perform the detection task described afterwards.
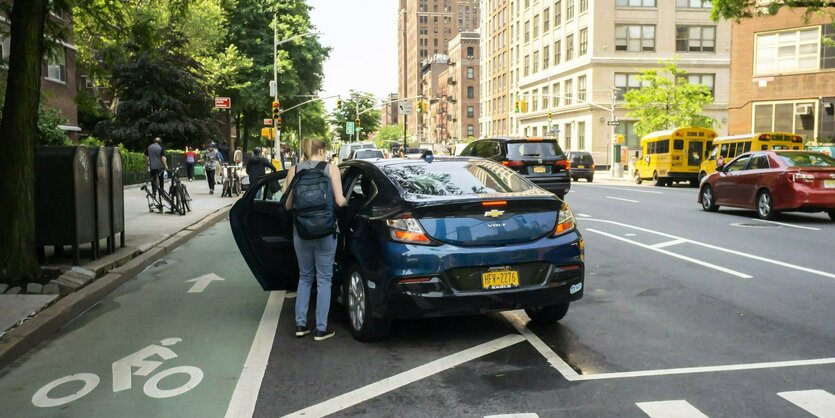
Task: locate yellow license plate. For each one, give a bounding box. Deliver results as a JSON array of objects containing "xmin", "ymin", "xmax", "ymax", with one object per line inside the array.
[
  {"xmin": 577, "ymin": 165, "xmax": 585, "ymax": 169},
  {"xmin": 482, "ymin": 270, "xmax": 519, "ymax": 290},
  {"xmin": 825, "ymin": 179, "xmax": 835, "ymax": 189},
  {"xmin": 533, "ymin": 166, "xmax": 546, "ymax": 173}
]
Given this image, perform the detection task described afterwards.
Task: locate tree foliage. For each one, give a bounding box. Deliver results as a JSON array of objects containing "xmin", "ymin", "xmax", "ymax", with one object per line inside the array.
[
  {"xmin": 329, "ymin": 92, "xmax": 381, "ymax": 143},
  {"xmin": 624, "ymin": 61, "xmax": 716, "ymax": 138},
  {"xmin": 712, "ymin": 0, "xmax": 835, "ymax": 22},
  {"xmin": 373, "ymin": 124, "xmax": 404, "ymax": 149}
]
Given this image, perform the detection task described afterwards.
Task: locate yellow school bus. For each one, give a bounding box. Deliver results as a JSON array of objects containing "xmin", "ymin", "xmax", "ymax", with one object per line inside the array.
[
  {"xmin": 633, "ymin": 127, "xmax": 717, "ymax": 187},
  {"xmin": 699, "ymin": 132, "xmax": 804, "ymax": 179}
]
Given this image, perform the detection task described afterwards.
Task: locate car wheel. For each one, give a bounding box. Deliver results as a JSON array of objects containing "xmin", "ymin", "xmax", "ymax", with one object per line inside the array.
[
  {"xmin": 828, "ymin": 210, "xmax": 835, "ymax": 221},
  {"xmin": 701, "ymin": 185, "xmax": 719, "ymax": 212},
  {"xmin": 344, "ymin": 264, "xmax": 391, "ymax": 342},
  {"xmin": 587, "ymin": 176, "xmax": 593, "ymax": 183},
  {"xmin": 757, "ymin": 190, "xmax": 776, "ymax": 220},
  {"xmin": 653, "ymin": 172, "xmax": 664, "ymax": 187},
  {"xmin": 525, "ymin": 303, "xmax": 570, "ymax": 323},
  {"xmin": 634, "ymin": 171, "xmax": 642, "ymax": 185}
]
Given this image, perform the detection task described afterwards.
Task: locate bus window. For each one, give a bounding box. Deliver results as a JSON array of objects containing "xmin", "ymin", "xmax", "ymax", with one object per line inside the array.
[
  {"xmin": 772, "ymin": 145, "xmax": 789, "ymax": 150},
  {"xmin": 729, "ymin": 143, "xmax": 737, "ymax": 158},
  {"xmin": 674, "ymin": 139, "xmax": 684, "ymax": 150},
  {"xmin": 709, "ymin": 146, "xmax": 719, "ymax": 160},
  {"xmin": 720, "ymin": 143, "xmax": 729, "ymax": 157},
  {"xmin": 761, "ymin": 144, "xmax": 768, "ymax": 150},
  {"xmin": 658, "ymin": 140, "xmax": 670, "ymax": 153},
  {"xmin": 688, "ymin": 141, "xmax": 703, "ymax": 166},
  {"xmin": 705, "ymin": 141, "xmax": 713, "ymax": 158},
  {"xmin": 743, "ymin": 141, "xmax": 752, "ymax": 153},
  {"xmin": 648, "ymin": 142, "xmax": 657, "ymax": 154}
]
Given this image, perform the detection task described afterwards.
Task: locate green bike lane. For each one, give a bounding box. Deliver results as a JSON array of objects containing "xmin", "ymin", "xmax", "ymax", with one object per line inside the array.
[{"xmin": 0, "ymin": 220, "xmax": 272, "ymax": 418}]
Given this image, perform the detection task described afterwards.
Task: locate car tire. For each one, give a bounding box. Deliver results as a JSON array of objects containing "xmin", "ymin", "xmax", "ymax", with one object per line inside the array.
[
  {"xmin": 344, "ymin": 264, "xmax": 391, "ymax": 342},
  {"xmin": 653, "ymin": 172, "xmax": 664, "ymax": 187},
  {"xmin": 634, "ymin": 171, "xmax": 642, "ymax": 185},
  {"xmin": 757, "ymin": 190, "xmax": 776, "ymax": 220},
  {"xmin": 701, "ymin": 185, "xmax": 719, "ymax": 212},
  {"xmin": 828, "ymin": 210, "xmax": 835, "ymax": 221},
  {"xmin": 587, "ymin": 176, "xmax": 593, "ymax": 183},
  {"xmin": 525, "ymin": 303, "xmax": 570, "ymax": 323}
]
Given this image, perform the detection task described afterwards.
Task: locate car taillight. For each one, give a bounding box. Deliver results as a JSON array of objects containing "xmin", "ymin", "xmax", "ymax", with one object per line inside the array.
[
  {"xmin": 552, "ymin": 202, "xmax": 576, "ymax": 237},
  {"xmin": 787, "ymin": 172, "xmax": 815, "ymax": 183},
  {"xmin": 555, "ymin": 160, "xmax": 571, "ymax": 170},
  {"xmin": 502, "ymin": 160, "xmax": 524, "ymax": 167},
  {"xmin": 386, "ymin": 215, "xmax": 432, "ymax": 245}
]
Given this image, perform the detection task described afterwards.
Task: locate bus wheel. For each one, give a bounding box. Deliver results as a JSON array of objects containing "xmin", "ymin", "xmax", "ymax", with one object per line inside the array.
[
  {"xmin": 653, "ymin": 172, "xmax": 664, "ymax": 187},
  {"xmin": 634, "ymin": 171, "xmax": 642, "ymax": 185}
]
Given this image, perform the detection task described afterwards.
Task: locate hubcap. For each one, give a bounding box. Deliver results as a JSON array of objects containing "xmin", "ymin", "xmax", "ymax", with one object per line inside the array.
[
  {"xmin": 703, "ymin": 188, "xmax": 712, "ymax": 208},
  {"xmin": 348, "ymin": 271, "xmax": 365, "ymax": 331},
  {"xmin": 759, "ymin": 194, "xmax": 771, "ymax": 217}
]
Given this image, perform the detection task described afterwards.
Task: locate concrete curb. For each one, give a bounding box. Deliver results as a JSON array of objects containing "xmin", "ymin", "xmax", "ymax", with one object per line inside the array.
[{"xmin": 0, "ymin": 206, "xmax": 231, "ymax": 371}]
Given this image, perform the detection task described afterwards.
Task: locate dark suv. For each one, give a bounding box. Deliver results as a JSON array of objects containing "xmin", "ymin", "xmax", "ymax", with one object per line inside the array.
[
  {"xmin": 567, "ymin": 151, "xmax": 595, "ymax": 182},
  {"xmin": 461, "ymin": 137, "xmax": 571, "ymax": 198}
]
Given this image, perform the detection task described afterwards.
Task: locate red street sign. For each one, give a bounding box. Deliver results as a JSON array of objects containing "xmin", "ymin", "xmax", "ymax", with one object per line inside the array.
[
  {"xmin": 264, "ymin": 119, "xmax": 273, "ymax": 126},
  {"xmin": 215, "ymin": 97, "xmax": 231, "ymax": 109}
]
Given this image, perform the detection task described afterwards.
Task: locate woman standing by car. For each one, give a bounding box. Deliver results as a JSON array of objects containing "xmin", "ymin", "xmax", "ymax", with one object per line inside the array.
[{"xmin": 283, "ymin": 138, "xmax": 347, "ymax": 341}]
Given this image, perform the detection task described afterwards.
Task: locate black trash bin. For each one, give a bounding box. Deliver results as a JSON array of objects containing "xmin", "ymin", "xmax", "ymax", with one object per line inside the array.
[
  {"xmin": 35, "ymin": 146, "xmax": 96, "ymax": 265},
  {"xmin": 108, "ymin": 147, "xmax": 126, "ymax": 249},
  {"xmin": 89, "ymin": 147, "xmax": 112, "ymax": 257}
]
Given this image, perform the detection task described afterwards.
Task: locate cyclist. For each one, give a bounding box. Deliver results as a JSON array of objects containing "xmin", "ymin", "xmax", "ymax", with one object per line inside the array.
[{"xmin": 144, "ymin": 137, "xmax": 167, "ymax": 204}]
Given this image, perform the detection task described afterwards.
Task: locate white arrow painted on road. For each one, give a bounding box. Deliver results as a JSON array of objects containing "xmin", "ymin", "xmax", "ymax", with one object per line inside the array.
[{"xmin": 186, "ymin": 274, "xmax": 225, "ymax": 293}]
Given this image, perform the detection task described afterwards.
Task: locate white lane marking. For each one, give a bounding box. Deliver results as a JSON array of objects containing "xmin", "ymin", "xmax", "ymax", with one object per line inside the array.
[
  {"xmin": 586, "ymin": 229, "xmax": 752, "ymax": 279},
  {"xmin": 751, "ymin": 218, "xmax": 821, "ymax": 231},
  {"xmin": 283, "ymin": 334, "xmax": 525, "ymax": 418},
  {"xmin": 574, "ymin": 184, "xmax": 664, "ymax": 194},
  {"xmin": 636, "ymin": 400, "xmax": 709, "ymax": 418},
  {"xmin": 778, "ymin": 389, "xmax": 835, "ymax": 418},
  {"xmin": 186, "ymin": 273, "xmax": 225, "ymax": 293},
  {"xmin": 606, "ymin": 196, "xmax": 640, "ymax": 203},
  {"xmin": 485, "ymin": 414, "xmax": 540, "ymax": 418},
  {"xmin": 652, "ymin": 239, "xmax": 688, "ymax": 249},
  {"xmin": 625, "ymin": 233, "xmax": 637, "ymax": 237},
  {"xmin": 573, "ymin": 357, "xmax": 835, "ymax": 381},
  {"xmin": 502, "ymin": 311, "xmax": 579, "ymax": 380},
  {"xmin": 577, "ymin": 213, "xmax": 592, "ymax": 218},
  {"xmin": 585, "ymin": 218, "xmax": 835, "ymax": 280},
  {"xmin": 225, "ymin": 291, "xmax": 285, "ymax": 418}
]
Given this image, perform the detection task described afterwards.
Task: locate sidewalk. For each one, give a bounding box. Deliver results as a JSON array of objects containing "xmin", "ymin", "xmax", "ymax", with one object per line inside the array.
[
  {"xmin": 0, "ymin": 177, "xmax": 237, "ymax": 341},
  {"xmin": 592, "ymin": 171, "xmax": 635, "ymax": 183}
]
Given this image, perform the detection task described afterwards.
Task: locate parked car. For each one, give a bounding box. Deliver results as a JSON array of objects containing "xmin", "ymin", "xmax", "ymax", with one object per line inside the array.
[
  {"xmin": 567, "ymin": 151, "xmax": 595, "ymax": 182},
  {"xmin": 230, "ymin": 156, "xmax": 585, "ymax": 341},
  {"xmin": 453, "ymin": 143, "xmax": 470, "ymax": 156},
  {"xmin": 350, "ymin": 148, "xmax": 385, "ymax": 160},
  {"xmin": 698, "ymin": 150, "xmax": 835, "ymax": 220},
  {"xmin": 460, "ymin": 137, "xmax": 571, "ymax": 199},
  {"xmin": 338, "ymin": 142, "xmax": 375, "ymax": 162}
]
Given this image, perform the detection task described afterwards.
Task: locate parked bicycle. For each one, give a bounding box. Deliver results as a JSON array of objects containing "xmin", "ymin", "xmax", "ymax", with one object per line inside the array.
[
  {"xmin": 141, "ymin": 165, "xmax": 192, "ymax": 215},
  {"xmin": 220, "ymin": 163, "xmax": 242, "ymax": 198}
]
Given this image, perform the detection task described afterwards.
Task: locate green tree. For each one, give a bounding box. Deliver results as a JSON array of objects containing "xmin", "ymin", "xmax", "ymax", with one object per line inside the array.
[
  {"xmin": 712, "ymin": 0, "xmax": 835, "ymax": 21},
  {"xmin": 624, "ymin": 61, "xmax": 716, "ymax": 138},
  {"xmin": 373, "ymin": 124, "xmax": 404, "ymax": 149},
  {"xmin": 329, "ymin": 91, "xmax": 381, "ymax": 143}
]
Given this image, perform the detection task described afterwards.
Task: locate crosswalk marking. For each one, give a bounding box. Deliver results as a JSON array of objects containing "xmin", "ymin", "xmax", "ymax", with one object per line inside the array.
[
  {"xmin": 636, "ymin": 400, "xmax": 709, "ymax": 418},
  {"xmin": 778, "ymin": 390, "xmax": 835, "ymax": 418}
]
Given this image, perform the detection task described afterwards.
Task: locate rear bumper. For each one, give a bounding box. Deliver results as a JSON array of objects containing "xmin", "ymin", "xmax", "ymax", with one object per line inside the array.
[
  {"xmin": 661, "ymin": 171, "xmax": 699, "ymax": 180},
  {"xmin": 778, "ymin": 186, "xmax": 835, "ymax": 211},
  {"xmin": 571, "ymin": 169, "xmax": 594, "ymax": 178},
  {"xmin": 527, "ymin": 175, "xmax": 571, "ymax": 194}
]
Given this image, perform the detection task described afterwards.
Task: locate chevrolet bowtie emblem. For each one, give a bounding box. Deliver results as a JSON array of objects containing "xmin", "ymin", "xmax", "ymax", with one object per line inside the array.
[{"xmin": 484, "ymin": 209, "xmax": 505, "ymax": 218}]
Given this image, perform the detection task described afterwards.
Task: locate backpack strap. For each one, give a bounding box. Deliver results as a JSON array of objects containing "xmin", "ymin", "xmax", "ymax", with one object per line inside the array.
[
  {"xmin": 279, "ymin": 166, "xmax": 309, "ymax": 207},
  {"xmin": 314, "ymin": 161, "xmax": 328, "ymax": 171}
]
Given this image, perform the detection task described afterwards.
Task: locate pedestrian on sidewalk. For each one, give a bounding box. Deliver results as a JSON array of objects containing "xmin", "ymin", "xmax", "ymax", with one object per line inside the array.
[
  {"xmin": 200, "ymin": 143, "xmax": 222, "ymax": 195},
  {"xmin": 246, "ymin": 147, "xmax": 274, "ymax": 199},
  {"xmin": 184, "ymin": 146, "xmax": 197, "ymax": 181},
  {"xmin": 233, "ymin": 146, "xmax": 243, "ymax": 166},
  {"xmin": 144, "ymin": 137, "xmax": 167, "ymax": 201},
  {"xmin": 283, "ymin": 137, "xmax": 347, "ymax": 341}
]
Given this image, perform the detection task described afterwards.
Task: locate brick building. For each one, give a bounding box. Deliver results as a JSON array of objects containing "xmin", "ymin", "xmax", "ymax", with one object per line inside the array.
[
  {"xmin": 728, "ymin": 8, "xmax": 835, "ymax": 142},
  {"xmin": 446, "ymin": 31, "xmax": 481, "ymax": 143}
]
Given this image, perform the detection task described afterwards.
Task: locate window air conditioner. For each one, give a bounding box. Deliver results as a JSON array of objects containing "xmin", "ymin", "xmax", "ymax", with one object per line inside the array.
[{"xmin": 795, "ymin": 104, "xmax": 813, "ymax": 115}]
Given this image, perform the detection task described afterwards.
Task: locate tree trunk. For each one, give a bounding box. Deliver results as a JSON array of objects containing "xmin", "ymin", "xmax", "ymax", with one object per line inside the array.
[
  {"xmin": 0, "ymin": 0, "xmax": 50, "ymax": 282},
  {"xmin": 242, "ymin": 116, "xmax": 250, "ymax": 155}
]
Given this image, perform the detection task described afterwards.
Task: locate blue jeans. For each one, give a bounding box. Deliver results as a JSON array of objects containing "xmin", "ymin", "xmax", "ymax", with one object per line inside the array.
[{"xmin": 293, "ymin": 231, "xmax": 337, "ymax": 331}]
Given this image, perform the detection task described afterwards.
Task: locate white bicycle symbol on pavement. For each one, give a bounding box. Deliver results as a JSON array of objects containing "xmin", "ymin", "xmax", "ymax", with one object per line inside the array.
[{"xmin": 32, "ymin": 338, "xmax": 204, "ymax": 408}]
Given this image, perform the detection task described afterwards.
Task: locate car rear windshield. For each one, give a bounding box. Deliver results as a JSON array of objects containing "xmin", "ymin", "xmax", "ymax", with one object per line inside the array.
[
  {"xmin": 383, "ymin": 161, "xmax": 535, "ymax": 197},
  {"xmin": 355, "ymin": 150, "xmax": 384, "ymax": 159},
  {"xmin": 776, "ymin": 152, "xmax": 835, "ymax": 167},
  {"xmin": 570, "ymin": 153, "xmax": 593, "ymax": 164},
  {"xmin": 506, "ymin": 141, "xmax": 563, "ymax": 159}
]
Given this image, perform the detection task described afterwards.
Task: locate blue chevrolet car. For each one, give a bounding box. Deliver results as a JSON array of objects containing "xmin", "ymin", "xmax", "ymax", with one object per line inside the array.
[{"xmin": 230, "ymin": 155, "xmax": 585, "ymax": 341}]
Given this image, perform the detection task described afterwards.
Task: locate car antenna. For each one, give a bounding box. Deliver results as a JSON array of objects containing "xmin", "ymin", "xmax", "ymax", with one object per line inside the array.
[{"xmin": 420, "ymin": 150, "xmax": 434, "ymax": 163}]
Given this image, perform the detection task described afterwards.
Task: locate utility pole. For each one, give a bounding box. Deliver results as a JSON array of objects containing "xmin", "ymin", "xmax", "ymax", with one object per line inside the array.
[{"xmin": 273, "ymin": 13, "xmax": 283, "ymax": 169}]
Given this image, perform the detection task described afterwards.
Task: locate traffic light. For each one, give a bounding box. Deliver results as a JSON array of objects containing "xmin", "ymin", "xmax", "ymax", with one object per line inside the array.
[
  {"xmin": 547, "ymin": 112, "xmax": 552, "ymax": 120},
  {"xmin": 417, "ymin": 100, "xmax": 423, "ymax": 113},
  {"xmin": 336, "ymin": 98, "xmax": 343, "ymax": 109},
  {"xmin": 275, "ymin": 116, "xmax": 282, "ymax": 130},
  {"xmin": 423, "ymin": 101, "xmax": 429, "ymax": 113},
  {"xmin": 271, "ymin": 100, "xmax": 280, "ymax": 120},
  {"xmin": 514, "ymin": 100, "xmax": 520, "ymax": 113},
  {"xmin": 520, "ymin": 100, "xmax": 528, "ymax": 113},
  {"xmin": 355, "ymin": 118, "xmax": 361, "ymax": 127}
]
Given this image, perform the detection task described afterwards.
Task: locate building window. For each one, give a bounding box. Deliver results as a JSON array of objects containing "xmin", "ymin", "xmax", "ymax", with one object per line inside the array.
[
  {"xmin": 533, "ymin": 51, "xmax": 540, "ymax": 73},
  {"xmin": 46, "ymin": 47, "xmax": 67, "ymax": 82},
  {"xmin": 542, "ymin": 86, "xmax": 549, "ymax": 109},
  {"xmin": 553, "ymin": 82, "xmax": 560, "ymax": 107},
  {"xmin": 579, "ymin": 0, "xmax": 588, "ymax": 13},
  {"xmin": 467, "ymin": 86, "xmax": 475, "ymax": 98},
  {"xmin": 616, "ymin": 0, "xmax": 656, "ymax": 6},
  {"xmin": 467, "ymin": 106, "xmax": 474, "ymax": 118},
  {"xmin": 579, "ymin": 28, "xmax": 588, "ymax": 56},
  {"xmin": 467, "ymin": 67, "xmax": 475, "ymax": 79},
  {"xmin": 614, "ymin": 73, "xmax": 645, "ymax": 100},
  {"xmin": 578, "ymin": 75, "xmax": 586, "ymax": 102},
  {"xmin": 554, "ymin": 40, "xmax": 561, "ymax": 65},
  {"xmin": 566, "ymin": 34, "xmax": 575, "ymax": 60},
  {"xmin": 676, "ymin": 0, "xmax": 712, "ymax": 8},
  {"xmin": 564, "ymin": 123, "xmax": 572, "ymax": 149},
  {"xmin": 467, "ymin": 125, "xmax": 474, "ymax": 136},
  {"xmin": 615, "ymin": 25, "xmax": 656, "ymax": 52},
  {"xmin": 524, "ymin": 54, "xmax": 530, "ymax": 76},
  {"xmin": 555, "ymin": 1, "xmax": 562, "ymax": 27},
  {"xmin": 564, "ymin": 79, "xmax": 573, "ymax": 105},
  {"xmin": 676, "ymin": 26, "xmax": 716, "ymax": 52},
  {"xmin": 753, "ymin": 101, "xmax": 817, "ymax": 139},
  {"xmin": 533, "ymin": 14, "xmax": 540, "ymax": 39},
  {"xmin": 467, "ymin": 46, "xmax": 474, "ymax": 58},
  {"xmin": 543, "ymin": 45, "xmax": 550, "ymax": 69},
  {"xmin": 686, "ymin": 73, "xmax": 715, "ymax": 98},
  {"xmin": 567, "ymin": 0, "xmax": 574, "ymax": 20},
  {"xmin": 532, "ymin": 89, "xmax": 539, "ymax": 111},
  {"xmin": 525, "ymin": 20, "xmax": 530, "ymax": 43},
  {"xmin": 543, "ymin": 8, "xmax": 550, "ymax": 32},
  {"xmin": 755, "ymin": 27, "xmax": 820, "ymax": 75},
  {"xmin": 578, "ymin": 121, "xmax": 586, "ymax": 149}
]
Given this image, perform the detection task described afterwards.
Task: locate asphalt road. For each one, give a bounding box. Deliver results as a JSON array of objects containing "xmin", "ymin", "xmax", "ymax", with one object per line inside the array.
[{"xmin": 1, "ymin": 181, "xmax": 834, "ymax": 418}]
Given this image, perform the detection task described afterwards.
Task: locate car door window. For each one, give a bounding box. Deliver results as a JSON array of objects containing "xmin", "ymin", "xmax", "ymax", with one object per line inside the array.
[
  {"xmin": 725, "ymin": 155, "xmax": 751, "ymax": 173},
  {"xmin": 343, "ymin": 168, "xmax": 377, "ymax": 206},
  {"xmin": 749, "ymin": 155, "xmax": 771, "ymax": 170}
]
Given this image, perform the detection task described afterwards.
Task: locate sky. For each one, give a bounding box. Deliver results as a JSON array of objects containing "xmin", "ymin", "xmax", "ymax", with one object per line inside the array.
[{"xmin": 308, "ymin": 0, "xmax": 399, "ymax": 110}]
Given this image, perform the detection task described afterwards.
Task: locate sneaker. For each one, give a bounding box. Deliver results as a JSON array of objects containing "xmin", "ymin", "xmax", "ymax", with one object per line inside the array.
[
  {"xmin": 294, "ymin": 326, "xmax": 311, "ymax": 338},
  {"xmin": 313, "ymin": 329, "xmax": 335, "ymax": 341},
  {"xmin": 209, "ymin": 190, "xmax": 214, "ymax": 195}
]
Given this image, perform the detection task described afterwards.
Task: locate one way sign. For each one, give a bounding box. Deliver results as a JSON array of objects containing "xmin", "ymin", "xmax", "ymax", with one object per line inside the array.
[{"xmin": 398, "ymin": 102, "xmax": 412, "ymax": 115}]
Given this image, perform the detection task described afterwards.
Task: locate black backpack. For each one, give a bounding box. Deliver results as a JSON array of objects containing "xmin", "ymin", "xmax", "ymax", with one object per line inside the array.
[{"xmin": 290, "ymin": 161, "xmax": 336, "ymax": 239}]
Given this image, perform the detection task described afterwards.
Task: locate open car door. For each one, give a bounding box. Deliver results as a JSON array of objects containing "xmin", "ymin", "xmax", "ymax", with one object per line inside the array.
[{"xmin": 229, "ymin": 170, "xmax": 298, "ymax": 290}]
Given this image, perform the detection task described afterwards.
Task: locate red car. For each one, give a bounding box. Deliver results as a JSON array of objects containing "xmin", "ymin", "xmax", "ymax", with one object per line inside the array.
[{"xmin": 698, "ymin": 151, "xmax": 835, "ymax": 220}]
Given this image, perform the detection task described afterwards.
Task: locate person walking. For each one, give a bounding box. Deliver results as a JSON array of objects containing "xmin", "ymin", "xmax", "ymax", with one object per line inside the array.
[
  {"xmin": 283, "ymin": 138, "xmax": 346, "ymax": 341},
  {"xmin": 184, "ymin": 146, "xmax": 197, "ymax": 181},
  {"xmin": 233, "ymin": 146, "xmax": 244, "ymax": 166},
  {"xmin": 246, "ymin": 147, "xmax": 273, "ymax": 198},
  {"xmin": 200, "ymin": 143, "xmax": 222, "ymax": 194},
  {"xmin": 144, "ymin": 137, "xmax": 167, "ymax": 203}
]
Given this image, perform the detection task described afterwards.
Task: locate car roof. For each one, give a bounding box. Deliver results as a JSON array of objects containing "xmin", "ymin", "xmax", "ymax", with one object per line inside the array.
[{"xmin": 481, "ymin": 137, "xmax": 559, "ymax": 142}]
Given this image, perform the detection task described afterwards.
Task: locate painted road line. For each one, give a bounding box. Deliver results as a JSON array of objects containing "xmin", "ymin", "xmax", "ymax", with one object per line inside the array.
[
  {"xmin": 584, "ymin": 218, "xmax": 835, "ymax": 280},
  {"xmin": 572, "ymin": 357, "xmax": 835, "ymax": 381},
  {"xmin": 485, "ymin": 414, "xmax": 540, "ymax": 418},
  {"xmin": 577, "ymin": 213, "xmax": 592, "ymax": 218},
  {"xmin": 606, "ymin": 196, "xmax": 640, "ymax": 203},
  {"xmin": 186, "ymin": 273, "xmax": 225, "ymax": 293},
  {"xmin": 651, "ymin": 239, "xmax": 688, "ymax": 249},
  {"xmin": 224, "ymin": 291, "xmax": 285, "ymax": 418},
  {"xmin": 586, "ymin": 229, "xmax": 753, "ymax": 279},
  {"xmin": 636, "ymin": 400, "xmax": 709, "ymax": 418},
  {"xmin": 282, "ymin": 334, "xmax": 525, "ymax": 418},
  {"xmin": 778, "ymin": 389, "xmax": 835, "ymax": 418},
  {"xmin": 750, "ymin": 218, "xmax": 822, "ymax": 231},
  {"xmin": 502, "ymin": 311, "xmax": 580, "ymax": 381},
  {"xmin": 574, "ymin": 184, "xmax": 664, "ymax": 194}
]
